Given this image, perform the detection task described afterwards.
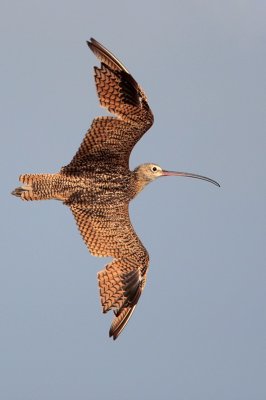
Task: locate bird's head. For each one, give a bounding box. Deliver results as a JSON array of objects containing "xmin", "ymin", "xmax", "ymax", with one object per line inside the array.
[
  {"xmin": 133, "ymin": 163, "xmax": 220, "ymax": 194},
  {"xmin": 134, "ymin": 163, "xmax": 165, "ymax": 182}
]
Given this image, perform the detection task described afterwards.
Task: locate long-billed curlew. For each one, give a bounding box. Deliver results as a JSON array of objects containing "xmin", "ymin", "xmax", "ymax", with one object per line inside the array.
[{"xmin": 12, "ymin": 38, "xmax": 220, "ymax": 339}]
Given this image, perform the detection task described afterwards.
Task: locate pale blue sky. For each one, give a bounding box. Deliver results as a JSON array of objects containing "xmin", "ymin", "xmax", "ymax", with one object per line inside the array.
[{"xmin": 1, "ymin": 1, "xmax": 265, "ymax": 399}]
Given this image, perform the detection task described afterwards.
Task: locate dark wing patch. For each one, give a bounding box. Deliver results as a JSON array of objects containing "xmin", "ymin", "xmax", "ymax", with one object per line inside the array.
[
  {"xmin": 98, "ymin": 258, "xmax": 143, "ymax": 313},
  {"xmin": 94, "ymin": 64, "xmax": 140, "ymax": 109}
]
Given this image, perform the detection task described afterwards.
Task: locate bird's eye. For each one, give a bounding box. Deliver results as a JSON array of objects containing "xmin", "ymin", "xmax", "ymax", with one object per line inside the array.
[{"xmin": 152, "ymin": 166, "xmax": 157, "ymax": 172}]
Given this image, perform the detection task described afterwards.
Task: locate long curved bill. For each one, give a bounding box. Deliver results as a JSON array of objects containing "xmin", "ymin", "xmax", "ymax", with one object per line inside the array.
[{"xmin": 162, "ymin": 170, "xmax": 220, "ymax": 187}]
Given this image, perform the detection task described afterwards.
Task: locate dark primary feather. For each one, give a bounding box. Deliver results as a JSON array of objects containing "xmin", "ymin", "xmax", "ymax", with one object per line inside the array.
[
  {"xmin": 110, "ymin": 306, "xmax": 136, "ymax": 339},
  {"xmin": 88, "ymin": 38, "xmax": 130, "ymax": 73}
]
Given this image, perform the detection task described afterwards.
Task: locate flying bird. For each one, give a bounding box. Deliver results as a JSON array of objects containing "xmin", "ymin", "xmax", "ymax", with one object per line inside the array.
[{"xmin": 12, "ymin": 38, "xmax": 220, "ymax": 339}]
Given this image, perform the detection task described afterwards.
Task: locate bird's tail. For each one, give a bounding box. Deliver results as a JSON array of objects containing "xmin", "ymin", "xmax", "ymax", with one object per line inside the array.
[{"xmin": 11, "ymin": 173, "xmax": 62, "ymax": 201}]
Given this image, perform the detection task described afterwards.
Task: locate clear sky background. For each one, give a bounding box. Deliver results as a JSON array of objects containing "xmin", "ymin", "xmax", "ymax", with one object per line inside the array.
[{"xmin": 1, "ymin": 1, "xmax": 265, "ymax": 399}]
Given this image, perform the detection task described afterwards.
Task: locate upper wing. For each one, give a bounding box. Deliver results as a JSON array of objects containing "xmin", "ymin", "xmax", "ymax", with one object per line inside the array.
[
  {"xmin": 88, "ymin": 38, "xmax": 153, "ymax": 127},
  {"xmin": 62, "ymin": 116, "xmax": 144, "ymax": 173},
  {"xmin": 70, "ymin": 202, "xmax": 149, "ymax": 339},
  {"xmin": 62, "ymin": 38, "xmax": 154, "ymax": 174}
]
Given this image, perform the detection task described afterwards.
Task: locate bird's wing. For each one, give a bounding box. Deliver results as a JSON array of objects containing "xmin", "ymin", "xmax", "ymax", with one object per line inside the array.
[
  {"xmin": 88, "ymin": 38, "xmax": 153, "ymax": 128},
  {"xmin": 70, "ymin": 202, "xmax": 149, "ymax": 339},
  {"xmin": 61, "ymin": 116, "xmax": 144, "ymax": 172},
  {"xmin": 62, "ymin": 38, "xmax": 154, "ymax": 173}
]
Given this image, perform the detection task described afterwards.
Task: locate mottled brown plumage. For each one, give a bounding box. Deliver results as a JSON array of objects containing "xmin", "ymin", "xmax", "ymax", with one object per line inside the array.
[{"xmin": 12, "ymin": 38, "xmax": 219, "ymax": 340}]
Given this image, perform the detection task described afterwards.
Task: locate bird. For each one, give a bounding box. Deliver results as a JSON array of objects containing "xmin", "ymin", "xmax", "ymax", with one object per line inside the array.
[{"xmin": 12, "ymin": 38, "xmax": 220, "ymax": 340}]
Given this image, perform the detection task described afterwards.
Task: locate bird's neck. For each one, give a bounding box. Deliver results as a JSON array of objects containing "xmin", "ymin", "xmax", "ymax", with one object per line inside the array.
[{"xmin": 131, "ymin": 169, "xmax": 151, "ymax": 198}]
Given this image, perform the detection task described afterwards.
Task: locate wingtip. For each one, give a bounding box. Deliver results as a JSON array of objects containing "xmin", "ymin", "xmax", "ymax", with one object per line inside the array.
[
  {"xmin": 87, "ymin": 38, "xmax": 98, "ymax": 47},
  {"xmin": 86, "ymin": 37, "xmax": 95, "ymax": 47},
  {"xmin": 109, "ymin": 330, "xmax": 118, "ymax": 340},
  {"xmin": 108, "ymin": 323, "xmax": 120, "ymax": 341},
  {"xmin": 109, "ymin": 320, "xmax": 118, "ymax": 340},
  {"xmin": 108, "ymin": 306, "xmax": 137, "ymax": 340}
]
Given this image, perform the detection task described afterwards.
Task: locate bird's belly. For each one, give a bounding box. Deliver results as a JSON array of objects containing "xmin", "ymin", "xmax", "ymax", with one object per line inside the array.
[{"xmin": 63, "ymin": 173, "xmax": 131, "ymax": 206}]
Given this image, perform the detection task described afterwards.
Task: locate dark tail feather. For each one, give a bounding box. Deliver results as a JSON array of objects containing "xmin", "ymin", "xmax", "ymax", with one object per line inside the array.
[{"xmin": 12, "ymin": 186, "xmax": 31, "ymax": 198}]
